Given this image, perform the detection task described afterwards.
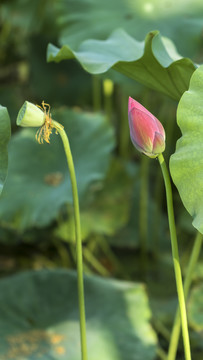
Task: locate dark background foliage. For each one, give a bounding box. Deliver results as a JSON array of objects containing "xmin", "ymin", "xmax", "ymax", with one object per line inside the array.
[{"xmin": 0, "ymin": 1, "xmax": 203, "ymax": 359}]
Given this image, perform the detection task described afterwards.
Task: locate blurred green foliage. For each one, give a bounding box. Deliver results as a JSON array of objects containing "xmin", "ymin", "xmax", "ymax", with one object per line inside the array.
[
  {"xmin": 0, "ymin": 109, "xmax": 114, "ymax": 230},
  {"xmin": 0, "ymin": 1, "xmax": 203, "ymax": 359},
  {"xmin": 0, "ymin": 106, "xmax": 11, "ymax": 194},
  {"xmin": 0, "ymin": 269, "xmax": 157, "ymax": 360}
]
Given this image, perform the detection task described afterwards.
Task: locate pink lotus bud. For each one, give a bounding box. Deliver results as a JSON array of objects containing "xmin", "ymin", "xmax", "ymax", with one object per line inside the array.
[{"xmin": 128, "ymin": 97, "xmax": 165, "ymax": 158}]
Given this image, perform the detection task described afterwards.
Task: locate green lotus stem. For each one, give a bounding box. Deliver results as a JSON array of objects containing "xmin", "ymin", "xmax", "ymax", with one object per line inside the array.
[
  {"xmin": 98, "ymin": 236, "xmax": 129, "ymax": 278},
  {"xmin": 153, "ymin": 318, "xmax": 171, "ymax": 342},
  {"xmin": 103, "ymin": 78, "xmax": 114, "ymax": 122},
  {"xmin": 152, "ymin": 103, "xmax": 175, "ymax": 257},
  {"xmin": 158, "ymin": 153, "xmax": 191, "ymax": 360},
  {"xmin": 152, "ymin": 170, "xmax": 164, "ymax": 257},
  {"xmin": 92, "ymin": 75, "xmax": 101, "ymax": 112},
  {"xmin": 16, "ymin": 101, "xmax": 88, "ymax": 360},
  {"xmin": 139, "ymin": 155, "xmax": 149, "ymax": 262},
  {"xmin": 83, "ymin": 247, "xmax": 110, "ymax": 277},
  {"xmin": 53, "ymin": 239, "xmax": 71, "ymax": 268},
  {"xmin": 157, "ymin": 347, "xmax": 168, "ymax": 360},
  {"xmin": 119, "ymin": 92, "xmax": 130, "ymax": 158},
  {"xmin": 167, "ymin": 231, "xmax": 202, "ymax": 360},
  {"xmin": 52, "ymin": 119, "xmax": 88, "ymax": 360}
]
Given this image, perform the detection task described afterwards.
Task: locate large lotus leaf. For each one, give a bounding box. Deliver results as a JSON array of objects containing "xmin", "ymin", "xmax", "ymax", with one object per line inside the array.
[
  {"xmin": 0, "ymin": 269, "xmax": 157, "ymax": 360},
  {"xmin": 47, "ymin": 29, "xmax": 196, "ymax": 101},
  {"xmin": 54, "ymin": 0, "xmax": 203, "ymax": 58},
  {"xmin": 55, "ymin": 160, "xmax": 134, "ymax": 241},
  {"xmin": 170, "ymin": 65, "xmax": 203, "ymax": 234},
  {"xmin": 0, "ymin": 108, "xmax": 115, "ymax": 230},
  {"xmin": 188, "ymin": 283, "xmax": 203, "ymax": 331},
  {"xmin": 0, "ymin": 106, "xmax": 11, "ymax": 195}
]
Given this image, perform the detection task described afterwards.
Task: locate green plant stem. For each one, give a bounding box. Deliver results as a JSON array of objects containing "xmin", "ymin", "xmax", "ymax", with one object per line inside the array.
[
  {"xmin": 92, "ymin": 75, "xmax": 101, "ymax": 112},
  {"xmin": 98, "ymin": 236, "xmax": 130, "ymax": 279},
  {"xmin": 152, "ymin": 101, "xmax": 175, "ymax": 258},
  {"xmin": 104, "ymin": 94, "xmax": 112, "ymax": 122},
  {"xmin": 152, "ymin": 170, "xmax": 164, "ymax": 257},
  {"xmin": 83, "ymin": 247, "xmax": 110, "ymax": 277},
  {"xmin": 103, "ymin": 79, "xmax": 113, "ymax": 123},
  {"xmin": 152, "ymin": 318, "xmax": 171, "ymax": 342},
  {"xmin": 167, "ymin": 231, "xmax": 202, "ymax": 360},
  {"xmin": 139, "ymin": 156, "xmax": 149, "ymax": 264},
  {"xmin": 157, "ymin": 347, "xmax": 168, "ymax": 360},
  {"xmin": 52, "ymin": 120, "xmax": 88, "ymax": 360},
  {"xmin": 158, "ymin": 153, "xmax": 191, "ymax": 360},
  {"xmin": 53, "ymin": 239, "xmax": 71, "ymax": 268},
  {"xmin": 118, "ymin": 91, "xmax": 130, "ymax": 158}
]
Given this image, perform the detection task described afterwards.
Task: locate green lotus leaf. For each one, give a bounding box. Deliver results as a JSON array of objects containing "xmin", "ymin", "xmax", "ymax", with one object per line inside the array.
[
  {"xmin": 0, "ymin": 108, "xmax": 115, "ymax": 230},
  {"xmin": 0, "ymin": 106, "xmax": 11, "ymax": 195},
  {"xmin": 47, "ymin": 29, "xmax": 196, "ymax": 100},
  {"xmin": 170, "ymin": 65, "xmax": 203, "ymax": 234},
  {"xmin": 0, "ymin": 269, "xmax": 157, "ymax": 360},
  {"xmin": 55, "ymin": 0, "xmax": 203, "ymax": 58},
  {"xmin": 188, "ymin": 283, "xmax": 203, "ymax": 331}
]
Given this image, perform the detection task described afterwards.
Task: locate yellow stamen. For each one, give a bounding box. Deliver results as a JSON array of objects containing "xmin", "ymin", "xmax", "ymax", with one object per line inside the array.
[{"xmin": 35, "ymin": 101, "xmax": 54, "ymax": 144}]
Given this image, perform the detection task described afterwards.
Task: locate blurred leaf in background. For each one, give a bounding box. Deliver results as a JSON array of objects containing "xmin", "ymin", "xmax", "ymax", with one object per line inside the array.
[
  {"xmin": 55, "ymin": 0, "xmax": 203, "ymax": 59},
  {"xmin": 0, "ymin": 2, "xmax": 203, "ymax": 358},
  {"xmin": 0, "ymin": 108, "xmax": 115, "ymax": 230},
  {"xmin": 55, "ymin": 160, "xmax": 135, "ymax": 242},
  {"xmin": 0, "ymin": 269, "xmax": 157, "ymax": 360},
  {"xmin": 0, "ymin": 106, "xmax": 11, "ymax": 195},
  {"xmin": 48, "ymin": 29, "xmax": 197, "ymax": 101},
  {"xmin": 188, "ymin": 283, "xmax": 203, "ymax": 331}
]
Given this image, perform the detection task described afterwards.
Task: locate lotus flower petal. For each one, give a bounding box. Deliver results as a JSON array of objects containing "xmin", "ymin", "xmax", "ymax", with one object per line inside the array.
[{"xmin": 128, "ymin": 97, "xmax": 165, "ymax": 158}]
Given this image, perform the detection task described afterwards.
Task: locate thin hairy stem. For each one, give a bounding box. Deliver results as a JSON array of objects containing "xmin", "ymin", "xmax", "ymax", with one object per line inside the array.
[
  {"xmin": 52, "ymin": 120, "xmax": 88, "ymax": 360},
  {"xmin": 158, "ymin": 153, "xmax": 191, "ymax": 360},
  {"xmin": 167, "ymin": 231, "xmax": 202, "ymax": 360}
]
